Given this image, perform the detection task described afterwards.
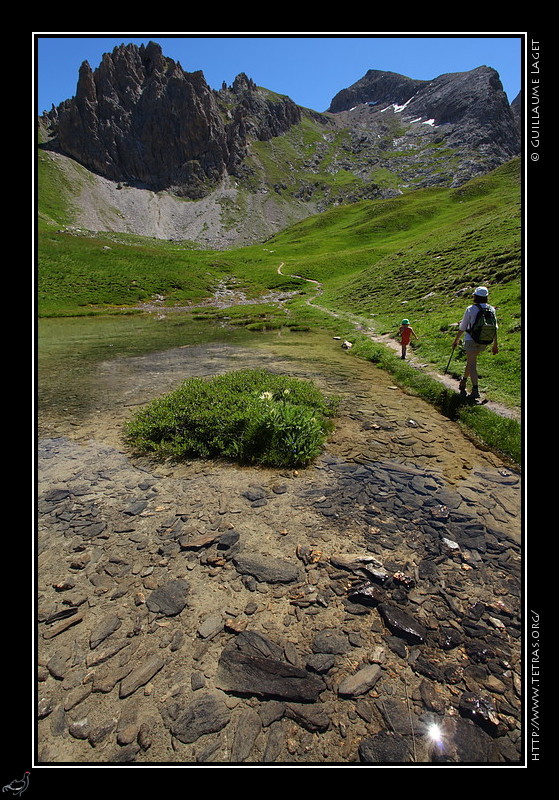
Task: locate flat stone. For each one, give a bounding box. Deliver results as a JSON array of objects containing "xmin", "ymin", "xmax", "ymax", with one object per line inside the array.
[
  {"xmin": 47, "ymin": 652, "xmax": 70, "ymax": 679},
  {"xmin": 68, "ymin": 718, "xmax": 91, "ymax": 740},
  {"xmin": 119, "ymin": 655, "xmax": 166, "ymax": 698},
  {"xmin": 230, "ymin": 708, "xmax": 262, "ymax": 762},
  {"xmin": 232, "ymin": 553, "xmax": 300, "ymax": 584},
  {"xmin": 44, "ymin": 489, "xmax": 71, "ymax": 503},
  {"xmin": 348, "ymin": 582, "xmax": 386, "ymax": 606},
  {"xmin": 89, "ymin": 614, "xmax": 122, "ymax": 649},
  {"xmin": 217, "ymin": 530, "xmax": 240, "ymax": 549},
  {"xmin": 198, "ymin": 615, "xmax": 224, "ymax": 640},
  {"xmin": 312, "ymin": 629, "xmax": 351, "ymax": 655},
  {"xmin": 79, "ymin": 522, "xmax": 107, "ymax": 539},
  {"xmin": 64, "ymin": 685, "xmax": 92, "ymax": 711},
  {"xmin": 376, "ymin": 698, "xmax": 419, "ymax": 736},
  {"xmin": 42, "ymin": 614, "xmax": 83, "ymax": 640},
  {"xmin": 431, "ymin": 717, "xmax": 494, "ymax": 763},
  {"xmin": 378, "ymin": 603, "xmax": 427, "ymax": 644},
  {"xmin": 123, "ymin": 500, "xmax": 148, "ymax": 516},
  {"xmin": 146, "ymin": 579, "xmax": 190, "ymax": 616},
  {"xmin": 89, "ymin": 718, "xmax": 117, "ymax": 747},
  {"xmin": 86, "ymin": 639, "xmax": 130, "ymax": 667},
  {"xmin": 306, "ymin": 653, "xmax": 336, "ymax": 674},
  {"xmin": 216, "ymin": 646, "xmax": 325, "ymax": 702},
  {"xmin": 458, "ymin": 691, "xmax": 500, "ymax": 730},
  {"xmin": 234, "ymin": 631, "xmax": 285, "ymax": 661},
  {"xmin": 337, "ymin": 664, "xmax": 382, "ymax": 697},
  {"xmin": 179, "ymin": 532, "xmax": 220, "ymax": 550},
  {"xmin": 93, "ymin": 662, "xmax": 132, "ymax": 694},
  {"xmin": 285, "ymin": 703, "xmax": 330, "ymax": 733},
  {"xmin": 169, "ymin": 692, "xmax": 231, "ymax": 744},
  {"xmin": 38, "ymin": 694, "xmax": 55, "ymax": 719},
  {"xmin": 243, "ymin": 487, "xmax": 267, "ymax": 502},
  {"xmin": 359, "ymin": 731, "xmax": 413, "ymax": 763}
]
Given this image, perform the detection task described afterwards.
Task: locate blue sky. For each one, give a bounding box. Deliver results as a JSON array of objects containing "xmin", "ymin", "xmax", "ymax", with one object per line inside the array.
[{"xmin": 35, "ymin": 33, "xmax": 524, "ymax": 115}]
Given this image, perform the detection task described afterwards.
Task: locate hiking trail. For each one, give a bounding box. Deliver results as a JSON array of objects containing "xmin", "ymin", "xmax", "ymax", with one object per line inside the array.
[{"xmin": 277, "ymin": 263, "xmax": 519, "ymax": 422}]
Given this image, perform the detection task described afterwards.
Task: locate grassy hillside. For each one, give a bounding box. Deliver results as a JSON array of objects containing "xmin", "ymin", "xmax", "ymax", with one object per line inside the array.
[
  {"xmin": 261, "ymin": 158, "xmax": 521, "ymax": 408},
  {"xmin": 37, "ymin": 151, "xmax": 522, "ymax": 459}
]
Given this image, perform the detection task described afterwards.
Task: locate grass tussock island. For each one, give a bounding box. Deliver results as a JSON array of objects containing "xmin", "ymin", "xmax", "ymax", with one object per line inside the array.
[
  {"xmin": 38, "ymin": 150, "xmax": 522, "ymax": 466},
  {"xmin": 124, "ymin": 370, "xmax": 339, "ymax": 468}
]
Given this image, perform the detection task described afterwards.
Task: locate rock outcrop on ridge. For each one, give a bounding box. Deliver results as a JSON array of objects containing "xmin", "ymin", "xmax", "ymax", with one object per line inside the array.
[
  {"xmin": 41, "ymin": 42, "xmax": 301, "ymax": 199},
  {"xmin": 328, "ymin": 66, "xmax": 520, "ymax": 175}
]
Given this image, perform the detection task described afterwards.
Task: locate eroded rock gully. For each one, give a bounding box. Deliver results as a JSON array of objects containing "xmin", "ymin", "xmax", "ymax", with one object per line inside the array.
[{"xmin": 37, "ymin": 343, "xmax": 522, "ymax": 765}]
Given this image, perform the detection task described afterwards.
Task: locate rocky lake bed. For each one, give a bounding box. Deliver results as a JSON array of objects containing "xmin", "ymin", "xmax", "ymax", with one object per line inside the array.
[{"xmin": 36, "ymin": 336, "xmax": 523, "ymax": 766}]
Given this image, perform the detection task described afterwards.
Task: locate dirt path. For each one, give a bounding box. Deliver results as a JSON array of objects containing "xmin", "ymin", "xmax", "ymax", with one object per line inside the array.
[{"xmin": 277, "ymin": 264, "xmax": 519, "ymax": 422}]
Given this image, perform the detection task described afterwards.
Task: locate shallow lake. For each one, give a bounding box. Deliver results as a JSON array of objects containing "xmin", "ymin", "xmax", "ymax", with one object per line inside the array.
[
  {"xmin": 36, "ymin": 312, "xmax": 523, "ymax": 764},
  {"xmin": 37, "ymin": 312, "xmax": 522, "ymax": 520},
  {"xmin": 38, "ymin": 314, "xmax": 407, "ymax": 432}
]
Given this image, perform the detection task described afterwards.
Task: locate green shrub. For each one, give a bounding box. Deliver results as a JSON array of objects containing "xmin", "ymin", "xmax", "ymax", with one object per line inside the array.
[{"xmin": 124, "ymin": 369, "xmax": 338, "ymax": 467}]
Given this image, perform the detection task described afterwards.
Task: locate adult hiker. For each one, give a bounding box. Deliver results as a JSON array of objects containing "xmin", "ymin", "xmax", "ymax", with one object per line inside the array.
[
  {"xmin": 398, "ymin": 319, "xmax": 418, "ymax": 360},
  {"xmin": 452, "ymin": 286, "xmax": 498, "ymax": 400}
]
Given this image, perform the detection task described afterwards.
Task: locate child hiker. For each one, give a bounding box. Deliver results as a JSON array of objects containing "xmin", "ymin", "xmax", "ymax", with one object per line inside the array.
[{"xmin": 398, "ymin": 319, "xmax": 418, "ymax": 359}]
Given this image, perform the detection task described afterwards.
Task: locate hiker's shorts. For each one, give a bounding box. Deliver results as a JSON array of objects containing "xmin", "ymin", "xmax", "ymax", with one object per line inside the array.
[{"xmin": 464, "ymin": 339, "xmax": 487, "ymax": 355}]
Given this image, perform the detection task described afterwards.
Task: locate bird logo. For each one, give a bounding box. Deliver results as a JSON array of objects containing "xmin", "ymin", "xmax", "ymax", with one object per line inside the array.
[{"xmin": 2, "ymin": 773, "xmax": 30, "ymax": 797}]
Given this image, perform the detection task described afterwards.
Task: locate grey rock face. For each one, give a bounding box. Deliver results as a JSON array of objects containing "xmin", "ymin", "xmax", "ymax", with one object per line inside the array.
[
  {"xmin": 328, "ymin": 69, "xmax": 426, "ymax": 112},
  {"xmin": 328, "ymin": 65, "xmax": 520, "ymax": 167},
  {"xmin": 42, "ymin": 42, "xmax": 301, "ymax": 198}
]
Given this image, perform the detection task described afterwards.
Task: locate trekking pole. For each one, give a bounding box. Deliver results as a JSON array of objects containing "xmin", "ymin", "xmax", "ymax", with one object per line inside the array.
[{"xmin": 444, "ymin": 346, "xmax": 454, "ymax": 375}]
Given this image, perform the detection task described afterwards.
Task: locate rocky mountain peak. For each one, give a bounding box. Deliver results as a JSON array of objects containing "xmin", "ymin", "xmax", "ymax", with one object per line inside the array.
[
  {"xmin": 231, "ymin": 72, "xmax": 258, "ymax": 94},
  {"xmin": 38, "ymin": 44, "xmax": 521, "ymax": 246},
  {"xmin": 41, "ymin": 42, "xmax": 301, "ymax": 198},
  {"xmin": 328, "ymin": 69, "xmax": 427, "ymax": 112},
  {"xmin": 328, "ymin": 65, "xmax": 520, "ymax": 162}
]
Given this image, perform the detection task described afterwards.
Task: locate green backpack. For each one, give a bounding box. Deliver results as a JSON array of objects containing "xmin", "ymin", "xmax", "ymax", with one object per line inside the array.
[{"xmin": 469, "ymin": 304, "xmax": 497, "ymax": 345}]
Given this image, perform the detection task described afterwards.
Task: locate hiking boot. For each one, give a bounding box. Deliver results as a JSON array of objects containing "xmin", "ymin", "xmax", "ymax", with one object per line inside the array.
[
  {"xmin": 469, "ymin": 386, "xmax": 480, "ymax": 400},
  {"xmin": 458, "ymin": 380, "xmax": 467, "ymax": 397}
]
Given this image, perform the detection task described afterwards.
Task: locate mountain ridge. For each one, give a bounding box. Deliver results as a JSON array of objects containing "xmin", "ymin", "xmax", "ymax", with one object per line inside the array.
[{"xmin": 38, "ymin": 41, "xmax": 521, "ymax": 249}]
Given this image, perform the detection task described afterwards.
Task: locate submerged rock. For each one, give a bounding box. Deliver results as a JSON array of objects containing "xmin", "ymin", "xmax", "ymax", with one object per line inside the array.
[
  {"xmin": 232, "ymin": 553, "xmax": 301, "ymax": 584},
  {"xmin": 459, "ymin": 691, "xmax": 501, "ymax": 731},
  {"xmin": 169, "ymin": 692, "xmax": 231, "ymax": 744},
  {"xmin": 337, "ymin": 664, "xmax": 382, "ymax": 697},
  {"xmin": 378, "ymin": 603, "xmax": 427, "ymax": 644},
  {"xmin": 216, "ymin": 632, "xmax": 325, "ymax": 702},
  {"xmin": 359, "ymin": 731, "xmax": 413, "ymax": 763},
  {"xmin": 216, "ymin": 647, "xmax": 324, "ymax": 702},
  {"xmin": 146, "ymin": 579, "xmax": 190, "ymax": 616},
  {"xmin": 348, "ymin": 581, "xmax": 386, "ymax": 607}
]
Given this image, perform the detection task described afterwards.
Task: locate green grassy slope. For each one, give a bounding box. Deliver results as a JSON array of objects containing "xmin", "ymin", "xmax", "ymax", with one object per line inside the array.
[
  {"xmin": 259, "ymin": 158, "xmax": 522, "ymax": 408},
  {"xmin": 37, "ymin": 150, "xmax": 522, "ymax": 459}
]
